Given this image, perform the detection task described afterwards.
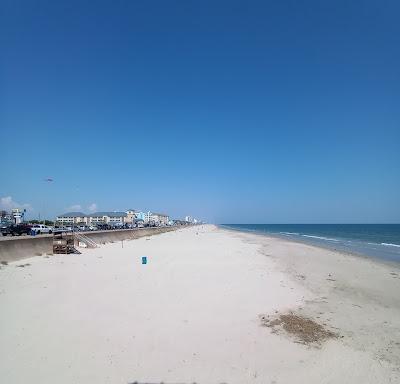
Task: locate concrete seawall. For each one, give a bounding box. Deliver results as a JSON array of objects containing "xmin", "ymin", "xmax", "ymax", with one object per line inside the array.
[{"xmin": 0, "ymin": 226, "xmax": 179, "ymax": 263}]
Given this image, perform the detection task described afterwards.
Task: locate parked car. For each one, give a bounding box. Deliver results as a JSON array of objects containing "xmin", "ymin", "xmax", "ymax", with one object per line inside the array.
[
  {"xmin": 53, "ymin": 226, "xmax": 69, "ymax": 232},
  {"xmin": 1, "ymin": 223, "xmax": 32, "ymax": 236},
  {"xmin": 1, "ymin": 227, "xmax": 10, "ymax": 236},
  {"xmin": 133, "ymin": 219, "xmax": 145, "ymax": 228},
  {"xmin": 30, "ymin": 224, "xmax": 53, "ymax": 235},
  {"xmin": 0, "ymin": 222, "xmax": 11, "ymax": 236},
  {"xmin": 111, "ymin": 222, "xmax": 124, "ymax": 229},
  {"xmin": 88, "ymin": 225, "xmax": 98, "ymax": 231}
]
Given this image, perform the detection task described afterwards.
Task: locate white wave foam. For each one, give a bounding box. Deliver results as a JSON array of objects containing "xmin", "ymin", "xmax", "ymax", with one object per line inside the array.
[
  {"xmin": 302, "ymin": 235, "xmax": 339, "ymax": 242},
  {"xmin": 381, "ymin": 243, "xmax": 400, "ymax": 248},
  {"xmin": 279, "ymin": 232, "xmax": 300, "ymax": 236}
]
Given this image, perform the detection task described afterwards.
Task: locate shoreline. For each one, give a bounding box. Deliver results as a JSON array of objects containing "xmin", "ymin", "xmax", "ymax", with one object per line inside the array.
[
  {"xmin": 1, "ymin": 224, "xmax": 399, "ymax": 383},
  {"xmin": 219, "ymin": 224, "xmax": 400, "ymax": 267}
]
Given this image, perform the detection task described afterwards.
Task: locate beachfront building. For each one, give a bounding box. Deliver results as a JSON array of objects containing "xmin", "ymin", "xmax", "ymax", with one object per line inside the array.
[
  {"xmin": 185, "ymin": 215, "xmax": 193, "ymax": 223},
  {"xmin": 56, "ymin": 212, "xmax": 88, "ymax": 225},
  {"xmin": 12, "ymin": 208, "xmax": 24, "ymax": 224},
  {"xmin": 86, "ymin": 213, "xmax": 106, "ymax": 224},
  {"xmin": 134, "ymin": 211, "xmax": 146, "ymax": 221},
  {"xmin": 144, "ymin": 211, "xmax": 151, "ymax": 224},
  {"xmin": 87, "ymin": 212, "xmax": 127, "ymax": 225},
  {"xmin": 145, "ymin": 212, "xmax": 169, "ymax": 226},
  {"xmin": 56, "ymin": 209, "xmax": 168, "ymax": 226},
  {"xmin": 125, "ymin": 210, "xmax": 146, "ymax": 224},
  {"xmin": 125, "ymin": 210, "xmax": 136, "ymax": 224},
  {"xmin": 155, "ymin": 213, "xmax": 169, "ymax": 225},
  {"xmin": 108, "ymin": 212, "xmax": 127, "ymax": 224},
  {"xmin": 144, "ymin": 212, "xmax": 152, "ymax": 224}
]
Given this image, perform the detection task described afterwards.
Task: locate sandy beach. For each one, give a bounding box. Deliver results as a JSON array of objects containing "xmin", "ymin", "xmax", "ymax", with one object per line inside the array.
[{"xmin": 0, "ymin": 224, "xmax": 399, "ymax": 383}]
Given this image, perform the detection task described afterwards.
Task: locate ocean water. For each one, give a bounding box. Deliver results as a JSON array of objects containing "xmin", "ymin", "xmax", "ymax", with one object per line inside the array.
[{"xmin": 221, "ymin": 224, "xmax": 400, "ymax": 263}]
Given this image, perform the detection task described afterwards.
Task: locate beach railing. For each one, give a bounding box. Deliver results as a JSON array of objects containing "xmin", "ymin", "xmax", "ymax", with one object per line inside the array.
[{"xmin": 74, "ymin": 232, "xmax": 99, "ymax": 248}]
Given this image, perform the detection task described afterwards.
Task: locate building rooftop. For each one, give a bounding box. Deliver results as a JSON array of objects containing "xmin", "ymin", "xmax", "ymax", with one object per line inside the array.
[
  {"xmin": 87, "ymin": 211, "xmax": 127, "ymax": 217},
  {"xmin": 57, "ymin": 212, "xmax": 87, "ymax": 218}
]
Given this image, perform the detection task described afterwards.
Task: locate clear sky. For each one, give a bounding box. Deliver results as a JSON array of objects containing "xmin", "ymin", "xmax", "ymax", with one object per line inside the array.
[{"xmin": 1, "ymin": 0, "xmax": 399, "ymax": 223}]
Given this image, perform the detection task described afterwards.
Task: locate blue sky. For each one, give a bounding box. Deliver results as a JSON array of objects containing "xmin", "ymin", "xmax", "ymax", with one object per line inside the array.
[{"xmin": 1, "ymin": 0, "xmax": 399, "ymax": 223}]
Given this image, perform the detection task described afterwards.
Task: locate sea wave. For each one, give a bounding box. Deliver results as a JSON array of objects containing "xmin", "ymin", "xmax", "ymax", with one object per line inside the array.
[
  {"xmin": 302, "ymin": 235, "xmax": 340, "ymax": 242},
  {"xmin": 381, "ymin": 243, "xmax": 400, "ymax": 248},
  {"xmin": 279, "ymin": 232, "xmax": 300, "ymax": 236}
]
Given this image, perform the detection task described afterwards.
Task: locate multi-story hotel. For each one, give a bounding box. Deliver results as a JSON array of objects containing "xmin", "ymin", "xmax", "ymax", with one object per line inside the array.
[{"xmin": 56, "ymin": 209, "xmax": 168, "ymax": 226}]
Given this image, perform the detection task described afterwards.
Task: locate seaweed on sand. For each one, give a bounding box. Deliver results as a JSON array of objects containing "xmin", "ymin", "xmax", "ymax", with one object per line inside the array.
[{"xmin": 260, "ymin": 312, "xmax": 337, "ymax": 344}]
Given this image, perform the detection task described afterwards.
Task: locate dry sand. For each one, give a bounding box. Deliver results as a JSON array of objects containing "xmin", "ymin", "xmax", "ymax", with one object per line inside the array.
[{"xmin": 0, "ymin": 224, "xmax": 399, "ymax": 383}]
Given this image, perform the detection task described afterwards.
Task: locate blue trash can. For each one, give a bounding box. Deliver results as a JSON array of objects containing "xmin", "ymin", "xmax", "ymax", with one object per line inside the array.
[{"xmin": 141, "ymin": 256, "xmax": 147, "ymax": 265}]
